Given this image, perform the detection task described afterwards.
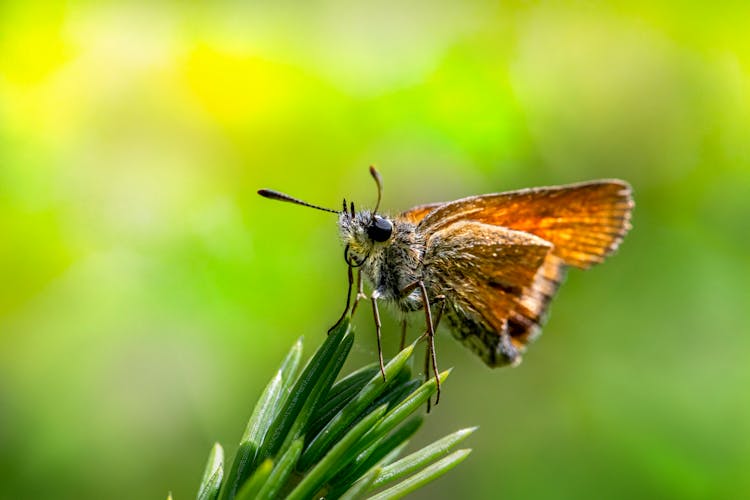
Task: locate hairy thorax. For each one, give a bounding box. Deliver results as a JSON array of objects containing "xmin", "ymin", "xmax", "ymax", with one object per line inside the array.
[{"xmin": 367, "ymin": 220, "xmax": 425, "ymax": 309}]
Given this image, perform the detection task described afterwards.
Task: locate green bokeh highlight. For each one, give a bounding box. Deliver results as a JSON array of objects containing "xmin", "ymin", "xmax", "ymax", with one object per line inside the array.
[{"xmin": 1, "ymin": 2, "xmax": 748, "ymax": 499}]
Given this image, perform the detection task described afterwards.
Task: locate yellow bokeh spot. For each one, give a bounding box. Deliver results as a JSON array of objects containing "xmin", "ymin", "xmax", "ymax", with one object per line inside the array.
[
  {"xmin": 183, "ymin": 44, "xmax": 299, "ymax": 125},
  {"xmin": 0, "ymin": 4, "xmax": 71, "ymax": 84}
]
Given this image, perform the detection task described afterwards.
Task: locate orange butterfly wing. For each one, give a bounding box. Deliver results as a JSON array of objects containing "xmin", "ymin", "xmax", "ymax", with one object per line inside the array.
[
  {"xmin": 422, "ymin": 220, "xmax": 560, "ymax": 366},
  {"xmin": 399, "ymin": 202, "xmax": 444, "ymax": 224},
  {"xmin": 402, "ymin": 180, "xmax": 633, "ymax": 366},
  {"xmin": 413, "ymin": 180, "xmax": 633, "ymax": 269}
]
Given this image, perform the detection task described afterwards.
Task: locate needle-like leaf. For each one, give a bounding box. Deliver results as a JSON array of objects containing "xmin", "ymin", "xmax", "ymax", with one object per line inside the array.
[
  {"xmin": 187, "ymin": 326, "xmax": 474, "ymax": 500},
  {"xmin": 219, "ymin": 339, "xmax": 302, "ymax": 500},
  {"xmin": 255, "ymin": 320, "xmax": 350, "ymax": 465},
  {"xmin": 197, "ymin": 443, "xmax": 224, "ymax": 500},
  {"xmin": 278, "ymin": 331, "xmax": 354, "ymax": 455},
  {"xmin": 348, "ymin": 369, "xmax": 451, "ymax": 464},
  {"xmin": 286, "ymin": 405, "xmax": 389, "ymax": 500},
  {"xmin": 234, "ymin": 459, "xmax": 273, "ymax": 500},
  {"xmin": 371, "ymin": 426, "xmax": 477, "ymax": 489},
  {"xmin": 308, "ymin": 364, "xmax": 380, "ymax": 437},
  {"xmin": 329, "ymin": 416, "xmax": 423, "ymax": 493},
  {"xmin": 255, "ymin": 439, "xmax": 304, "ymax": 500},
  {"xmin": 298, "ymin": 342, "xmax": 415, "ymax": 470},
  {"xmin": 367, "ymin": 449, "xmax": 472, "ymax": 500},
  {"xmin": 339, "ymin": 466, "xmax": 381, "ymax": 500}
]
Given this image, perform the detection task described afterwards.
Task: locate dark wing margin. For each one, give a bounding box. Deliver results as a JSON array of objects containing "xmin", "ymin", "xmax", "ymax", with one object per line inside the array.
[{"xmin": 417, "ymin": 180, "xmax": 634, "ymax": 269}]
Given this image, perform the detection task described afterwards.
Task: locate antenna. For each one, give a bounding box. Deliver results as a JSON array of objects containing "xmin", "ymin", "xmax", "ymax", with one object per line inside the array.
[
  {"xmin": 257, "ymin": 189, "xmax": 340, "ymax": 214},
  {"xmin": 369, "ymin": 166, "xmax": 384, "ymax": 218}
]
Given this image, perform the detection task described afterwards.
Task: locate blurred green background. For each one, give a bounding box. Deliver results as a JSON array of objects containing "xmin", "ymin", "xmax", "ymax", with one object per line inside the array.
[{"xmin": 1, "ymin": 1, "xmax": 749, "ymax": 499}]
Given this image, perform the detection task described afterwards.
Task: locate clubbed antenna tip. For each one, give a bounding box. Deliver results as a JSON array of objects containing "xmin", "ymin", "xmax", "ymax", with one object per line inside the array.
[{"xmin": 258, "ymin": 189, "xmax": 340, "ymax": 215}]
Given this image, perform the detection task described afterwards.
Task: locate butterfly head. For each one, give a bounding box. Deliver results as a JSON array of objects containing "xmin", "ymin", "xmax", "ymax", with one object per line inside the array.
[
  {"xmin": 338, "ymin": 208, "xmax": 393, "ymax": 267},
  {"xmin": 338, "ymin": 166, "xmax": 393, "ymax": 267},
  {"xmin": 257, "ymin": 166, "xmax": 392, "ymax": 268}
]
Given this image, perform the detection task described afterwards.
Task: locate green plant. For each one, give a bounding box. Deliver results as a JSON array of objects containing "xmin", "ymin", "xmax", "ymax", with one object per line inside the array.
[{"xmin": 184, "ymin": 318, "xmax": 475, "ymax": 500}]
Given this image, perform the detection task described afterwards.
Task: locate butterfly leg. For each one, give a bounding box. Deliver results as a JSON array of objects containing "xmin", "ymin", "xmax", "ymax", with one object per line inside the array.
[
  {"xmin": 400, "ymin": 280, "xmax": 443, "ymax": 408},
  {"xmin": 328, "ymin": 265, "xmax": 354, "ymax": 334},
  {"xmin": 431, "ymin": 295, "xmax": 446, "ymax": 332},
  {"xmin": 370, "ymin": 295, "xmax": 386, "ymax": 381},
  {"xmin": 350, "ymin": 269, "xmax": 366, "ymax": 316},
  {"xmin": 420, "ymin": 296, "xmax": 446, "ymax": 367},
  {"xmin": 423, "ymin": 294, "xmax": 445, "ymax": 410},
  {"xmin": 422, "ymin": 340, "xmax": 431, "ymax": 408},
  {"xmin": 399, "ymin": 319, "xmax": 408, "ymax": 350}
]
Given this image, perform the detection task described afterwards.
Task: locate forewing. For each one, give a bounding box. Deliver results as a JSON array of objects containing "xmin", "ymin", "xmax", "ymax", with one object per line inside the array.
[
  {"xmin": 423, "ymin": 220, "xmax": 553, "ymax": 340},
  {"xmin": 399, "ymin": 202, "xmax": 444, "ymax": 224},
  {"xmin": 418, "ymin": 180, "xmax": 633, "ymax": 269}
]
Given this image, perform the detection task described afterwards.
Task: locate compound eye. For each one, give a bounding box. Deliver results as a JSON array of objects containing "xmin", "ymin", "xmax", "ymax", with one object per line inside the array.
[{"xmin": 367, "ymin": 215, "xmax": 393, "ymax": 242}]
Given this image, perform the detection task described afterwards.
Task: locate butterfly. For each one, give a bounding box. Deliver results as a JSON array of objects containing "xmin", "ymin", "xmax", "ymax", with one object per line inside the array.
[{"xmin": 259, "ymin": 167, "xmax": 634, "ymax": 406}]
